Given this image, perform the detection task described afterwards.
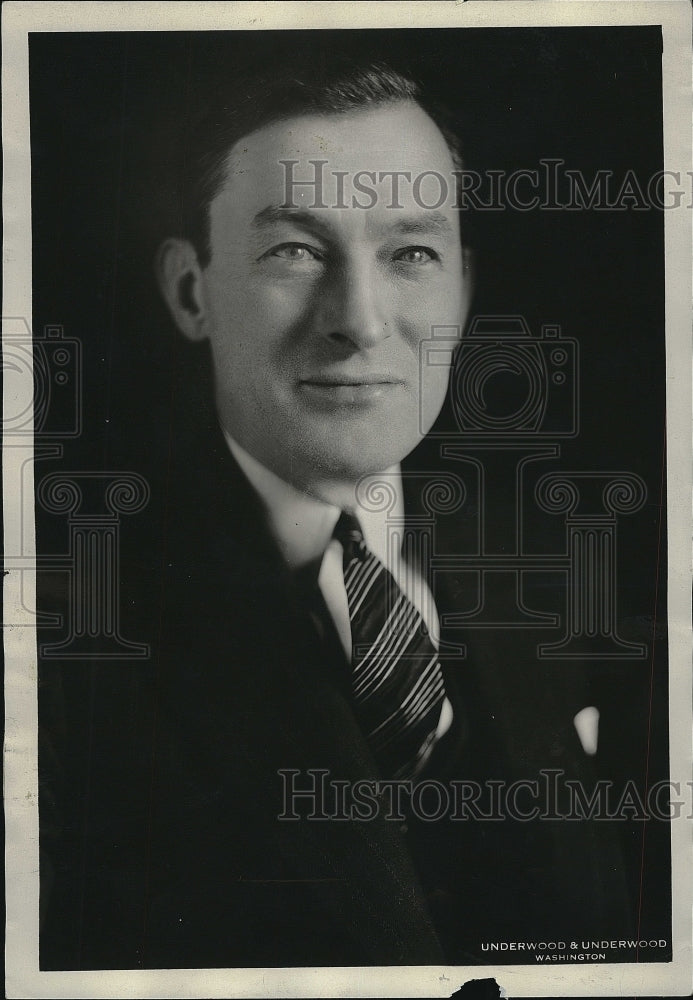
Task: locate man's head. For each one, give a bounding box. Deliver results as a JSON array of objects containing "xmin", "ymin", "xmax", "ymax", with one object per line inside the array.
[{"xmin": 157, "ymin": 59, "xmax": 472, "ymax": 503}]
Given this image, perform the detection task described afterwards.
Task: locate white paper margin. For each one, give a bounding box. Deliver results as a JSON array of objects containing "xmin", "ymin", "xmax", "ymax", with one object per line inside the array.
[{"xmin": 4, "ymin": 2, "xmax": 692, "ymax": 997}]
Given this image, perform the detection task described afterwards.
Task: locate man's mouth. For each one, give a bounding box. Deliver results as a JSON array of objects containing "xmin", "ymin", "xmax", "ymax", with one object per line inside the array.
[{"xmin": 298, "ymin": 374, "xmax": 404, "ymax": 406}]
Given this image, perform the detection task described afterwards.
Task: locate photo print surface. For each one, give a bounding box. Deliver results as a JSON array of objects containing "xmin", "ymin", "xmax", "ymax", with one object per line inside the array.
[{"xmin": 4, "ymin": 3, "xmax": 692, "ymax": 998}]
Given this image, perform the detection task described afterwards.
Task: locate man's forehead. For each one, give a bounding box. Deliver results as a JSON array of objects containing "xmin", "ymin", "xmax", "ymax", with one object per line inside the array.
[
  {"xmin": 227, "ymin": 101, "xmax": 451, "ymax": 160},
  {"xmin": 213, "ymin": 102, "xmax": 459, "ymax": 222}
]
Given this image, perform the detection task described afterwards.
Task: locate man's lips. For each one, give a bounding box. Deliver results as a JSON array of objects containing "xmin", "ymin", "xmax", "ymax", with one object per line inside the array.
[{"xmin": 298, "ymin": 374, "xmax": 404, "ymax": 406}]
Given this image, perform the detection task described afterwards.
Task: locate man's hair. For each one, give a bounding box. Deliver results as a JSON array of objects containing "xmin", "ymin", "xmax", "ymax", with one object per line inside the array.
[{"xmin": 178, "ymin": 57, "xmax": 465, "ymax": 267}]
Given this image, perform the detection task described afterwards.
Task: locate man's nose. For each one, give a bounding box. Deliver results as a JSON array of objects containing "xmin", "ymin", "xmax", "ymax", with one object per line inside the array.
[{"xmin": 315, "ymin": 260, "xmax": 390, "ymax": 350}]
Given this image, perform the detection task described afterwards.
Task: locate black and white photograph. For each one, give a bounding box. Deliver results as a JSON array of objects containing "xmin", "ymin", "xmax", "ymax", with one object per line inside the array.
[{"xmin": 3, "ymin": 2, "xmax": 692, "ymax": 997}]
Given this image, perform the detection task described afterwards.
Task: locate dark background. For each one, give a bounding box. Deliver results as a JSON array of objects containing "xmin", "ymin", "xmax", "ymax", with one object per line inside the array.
[{"xmin": 30, "ymin": 27, "xmax": 670, "ymax": 961}]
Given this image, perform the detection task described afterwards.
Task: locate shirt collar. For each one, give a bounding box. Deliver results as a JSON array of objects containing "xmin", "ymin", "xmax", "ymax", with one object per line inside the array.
[{"xmin": 223, "ymin": 430, "xmax": 404, "ymax": 571}]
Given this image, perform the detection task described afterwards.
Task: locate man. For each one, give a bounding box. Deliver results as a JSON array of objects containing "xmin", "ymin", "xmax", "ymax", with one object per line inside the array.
[{"xmin": 39, "ymin": 57, "xmax": 629, "ymax": 970}]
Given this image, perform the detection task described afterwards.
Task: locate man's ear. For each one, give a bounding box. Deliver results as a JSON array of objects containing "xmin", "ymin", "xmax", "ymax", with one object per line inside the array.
[{"xmin": 155, "ymin": 238, "xmax": 209, "ymax": 342}]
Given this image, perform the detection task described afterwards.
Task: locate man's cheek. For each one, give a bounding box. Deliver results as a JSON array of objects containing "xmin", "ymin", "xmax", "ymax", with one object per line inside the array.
[
  {"xmin": 419, "ymin": 366, "xmax": 451, "ymax": 431},
  {"xmin": 244, "ymin": 289, "xmax": 313, "ymax": 342}
]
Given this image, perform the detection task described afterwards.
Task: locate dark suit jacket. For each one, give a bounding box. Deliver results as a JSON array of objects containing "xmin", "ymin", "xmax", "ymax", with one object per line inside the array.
[{"xmin": 38, "ymin": 413, "xmax": 632, "ymax": 970}]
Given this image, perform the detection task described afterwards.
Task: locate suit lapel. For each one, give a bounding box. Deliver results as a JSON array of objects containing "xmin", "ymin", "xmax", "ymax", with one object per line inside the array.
[{"xmin": 162, "ymin": 423, "xmax": 445, "ymax": 963}]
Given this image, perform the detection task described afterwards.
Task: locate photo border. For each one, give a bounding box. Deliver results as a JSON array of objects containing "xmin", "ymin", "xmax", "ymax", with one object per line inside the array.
[{"xmin": 4, "ymin": 2, "xmax": 692, "ymax": 996}]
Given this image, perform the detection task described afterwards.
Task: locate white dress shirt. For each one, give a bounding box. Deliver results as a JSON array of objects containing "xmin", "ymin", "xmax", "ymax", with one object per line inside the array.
[{"xmin": 224, "ymin": 431, "xmax": 453, "ymax": 751}]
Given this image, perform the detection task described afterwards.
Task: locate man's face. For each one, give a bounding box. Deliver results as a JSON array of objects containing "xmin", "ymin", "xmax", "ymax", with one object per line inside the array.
[{"xmin": 200, "ymin": 100, "xmax": 470, "ymax": 499}]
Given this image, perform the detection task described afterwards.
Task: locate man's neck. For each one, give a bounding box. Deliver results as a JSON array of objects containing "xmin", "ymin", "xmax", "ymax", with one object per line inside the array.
[{"xmin": 223, "ymin": 429, "xmax": 404, "ymax": 572}]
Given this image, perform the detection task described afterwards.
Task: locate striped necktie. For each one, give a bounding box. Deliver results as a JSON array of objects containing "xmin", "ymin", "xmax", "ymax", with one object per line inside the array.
[{"xmin": 334, "ymin": 511, "xmax": 446, "ymax": 780}]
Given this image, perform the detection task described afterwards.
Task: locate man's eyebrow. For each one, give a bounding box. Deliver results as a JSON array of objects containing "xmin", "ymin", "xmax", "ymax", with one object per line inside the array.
[
  {"xmin": 251, "ymin": 206, "xmax": 454, "ymax": 237},
  {"xmin": 251, "ymin": 206, "xmax": 331, "ymax": 233},
  {"xmin": 383, "ymin": 212, "xmax": 453, "ymax": 236}
]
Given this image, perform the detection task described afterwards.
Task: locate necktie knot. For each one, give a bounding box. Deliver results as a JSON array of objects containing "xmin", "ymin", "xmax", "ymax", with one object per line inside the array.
[{"xmin": 333, "ymin": 511, "xmax": 368, "ymax": 562}]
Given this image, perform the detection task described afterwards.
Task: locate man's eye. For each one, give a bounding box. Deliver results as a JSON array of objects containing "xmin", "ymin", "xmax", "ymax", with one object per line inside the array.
[
  {"xmin": 268, "ymin": 243, "xmax": 323, "ymax": 262},
  {"xmin": 393, "ymin": 246, "xmax": 439, "ymax": 265}
]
